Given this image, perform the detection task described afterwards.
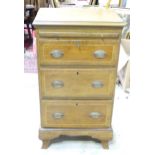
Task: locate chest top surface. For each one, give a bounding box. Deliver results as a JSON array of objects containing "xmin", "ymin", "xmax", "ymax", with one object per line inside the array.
[{"xmin": 33, "ymin": 7, "xmax": 126, "ymax": 27}]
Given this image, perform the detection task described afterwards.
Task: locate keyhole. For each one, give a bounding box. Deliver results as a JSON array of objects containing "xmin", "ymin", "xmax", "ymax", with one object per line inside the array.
[
  {"xmin": 76, "ymin": 103, "xmax": 78, "ymax": 106},
  {"xmin": 75, "ymin": 41, "xmax": 80, "ymax": 48},
  {"xmin": 77, "ymin": 72, "xmax": 79, "ymax": 75}
]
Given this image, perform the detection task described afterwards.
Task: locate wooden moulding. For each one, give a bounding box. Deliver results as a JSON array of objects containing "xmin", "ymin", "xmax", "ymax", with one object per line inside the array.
[
  {"xmin": 39, "ymin": 128, "xmax": 113, "ymax": 149},
  {"xmin": 38, "ymin": 31, "xmax": 120, "ymax": 39}
]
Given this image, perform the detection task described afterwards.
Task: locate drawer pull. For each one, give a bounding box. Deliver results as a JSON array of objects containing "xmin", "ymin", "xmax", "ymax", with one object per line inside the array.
[
  {"xmin": 52, "ymin": 112, "xmax": 64, "ymax": 119},
  {"xmin": 89, "ymin": 112, "xmax": 102, "ymax": 119},
  {"xmin": 92, "ymin": 81, "xmax": 104, "ymax": 88},
  {"xmin": 93, "ymin": 50, "xmax": 106, "ymax": 59},
  {"xmin": 50, "ymin": 50, "xmax": 64, "ymax": 58},
  {"xmin": 51, "ymin": 80, "xmax": 64, "ymax": 88}
]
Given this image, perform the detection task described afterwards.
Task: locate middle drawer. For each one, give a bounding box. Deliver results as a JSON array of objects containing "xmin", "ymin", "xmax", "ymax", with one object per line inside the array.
[{"xmin": 40, "ymin": 68, "xmax": 116, "ymax": 99}]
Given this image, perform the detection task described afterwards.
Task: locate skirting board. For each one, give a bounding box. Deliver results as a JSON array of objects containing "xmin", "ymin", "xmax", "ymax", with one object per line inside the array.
[{"xmin": 39, "ymin": 127, "xmax": 113, "ymax": 149}]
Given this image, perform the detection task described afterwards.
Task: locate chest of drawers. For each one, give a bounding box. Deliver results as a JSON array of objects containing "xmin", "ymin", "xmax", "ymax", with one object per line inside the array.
[{"xmin": 33, "ymin": 7, "xmax": 125, "ymax": 149}]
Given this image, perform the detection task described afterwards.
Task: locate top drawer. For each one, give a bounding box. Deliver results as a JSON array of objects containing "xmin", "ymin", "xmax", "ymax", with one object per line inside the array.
[{"xmin": 38, "ymin": 39, "xmax": 119, "ymax": 66}]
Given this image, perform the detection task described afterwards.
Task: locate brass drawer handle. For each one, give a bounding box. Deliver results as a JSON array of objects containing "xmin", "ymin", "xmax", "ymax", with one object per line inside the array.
[
  {"xmin": 51, "ymin": 80, "xmax": 64, "ymax": 88},
  {"xmin": 93, "ymin": 50, "xmax": 106, "ymax": 59},
  {"xmin": 92, "ymin": 81, "xmax": 104, "ymax": 88},
  {"xmin": 52, "ymin": 112, "xmax": 64, "ymax": 119},
  {"xmin": 89, "ymin": 112, "xmax": 102, "ymax": 119},
  {"xmin": 50, "ymin": 50, "xmax": 64, "ymax": 58}
]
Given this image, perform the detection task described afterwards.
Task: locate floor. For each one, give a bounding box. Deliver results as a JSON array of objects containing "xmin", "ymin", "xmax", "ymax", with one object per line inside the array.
[{"xmin": 23, "ymin": 72, "xmax": 130, "ymax": 154}]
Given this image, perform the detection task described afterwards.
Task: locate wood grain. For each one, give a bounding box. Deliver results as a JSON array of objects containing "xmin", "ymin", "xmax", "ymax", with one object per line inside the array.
[
  {"xmin": 34, "ymin": 8, "xmax": 125, "ymax": 149},
  {"xmin": 33, "ymin": 8, "xmax": 126, "ymax": 27},
  {"xmin": 39, "ymin": 128, "xmax": 113, "ymax": 149},
  {"xmin": 40, "ymin": 100, "xmax": 113, "ymax": 128},
  {"xmin": 40, "ymin": 68, "xmax": 116, "ymax": 99},
  {"xmin": 38, "ymin": 39, "xmax": 119, "ymax": 66}
]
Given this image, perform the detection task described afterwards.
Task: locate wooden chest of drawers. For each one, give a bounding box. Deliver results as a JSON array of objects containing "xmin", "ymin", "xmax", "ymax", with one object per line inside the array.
[{"xmin": 33, "ymin": 7, "xmax": 125, "ymax": 149}]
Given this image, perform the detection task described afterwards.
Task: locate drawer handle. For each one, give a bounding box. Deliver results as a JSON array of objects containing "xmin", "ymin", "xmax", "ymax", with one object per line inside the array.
[
  {"xmin": 93, "ymin": 50, "xmax": 106, "ymax": 59},
  {"xmin": 51, "ymin": 80, "xmax": 64, "ymax": 88},
  {"xmin": 52, "ymin": 112, "xmax": 64, "ymax": 119},
  {"xmin": 92, "ymin": 81, "xmax": 104, "ymax": 88},
  {"xmin": 50, "ymin": 50, "xmax": 64, "ymax": 58},
  {"xmin": 89, "ymin": 112, "xmax": 102, "ymax": 119}
]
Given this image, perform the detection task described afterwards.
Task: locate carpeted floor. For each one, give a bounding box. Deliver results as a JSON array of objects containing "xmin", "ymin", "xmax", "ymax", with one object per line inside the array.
[{"xmin": 24, "ymin": 30, "xmax": 37, "ymax": 73}]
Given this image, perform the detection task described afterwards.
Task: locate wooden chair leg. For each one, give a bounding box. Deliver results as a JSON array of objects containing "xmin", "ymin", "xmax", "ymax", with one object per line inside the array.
[{"xmin": 26, "ymin": 23, "xmax": 32, "ymax": 40}]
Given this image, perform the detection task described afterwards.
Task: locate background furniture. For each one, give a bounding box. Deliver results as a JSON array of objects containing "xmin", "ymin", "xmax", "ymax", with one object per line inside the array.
[
  {"xmin": 114, "ymin": 7, "xmax": 130, "ymax": 92},
  {"xmin": 33, "ymin": 7, "xmax": 125, "ymax": 149},
  {"xmin": 99, "ymin": 0, "xmax": 127, "ymax": 8},
  {"xmin": 49, "ymin": 0, "xmax": 97, "ymax": 7},
  {"xmin": 24, "ymin": 0, "xmax": 49, "ymax": 8},
  {"xmin": 24, "ymin": 0, "xmax": 39, "ymax": 48},
  {"xmin": 118, "ymin": 39, "xmax": 130, "ymax": 92},
  {"xmin": 24, "ymin": 0, "xmax": 48, "ymax": 49}
]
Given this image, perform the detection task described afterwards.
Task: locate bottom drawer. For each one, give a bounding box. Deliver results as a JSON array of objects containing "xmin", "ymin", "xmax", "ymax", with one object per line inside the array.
[{"xmin": 41, "ymin": 100, "xmax": 113, "ymax": 128}]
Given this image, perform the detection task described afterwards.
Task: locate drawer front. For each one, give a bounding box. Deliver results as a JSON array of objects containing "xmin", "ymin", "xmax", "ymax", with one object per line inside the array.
[
  {"xmin": 38, "ymin": 40, "xmax": 119, "ymax": 66},
  {"xmin": 40, "ymin": 68, "xmax": 116, "ymax": 99},
  {"xmin": 41, "ymin": 100, "xmax": 112, "ymax": 128}
]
